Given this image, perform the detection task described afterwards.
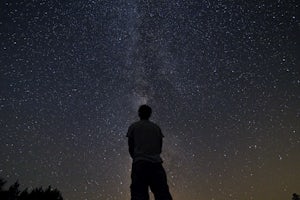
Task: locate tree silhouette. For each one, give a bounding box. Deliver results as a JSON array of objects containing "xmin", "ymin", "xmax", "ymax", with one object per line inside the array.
[
  {"xmin": 0, "ymin": 178, "xmax": 9, "ymax": 200},
  {"xmin": 8, "ymin": 181, "xmax": 20, "ymax": 199},
  {"xmin": 293, "ymin": 193, "xmax": 300, "ymax": 200},
  {"xmin": 0, "ymin": 178, "xmax": 6, "ymax": 191},
  {"xmin": 0, "ymin": 178, "xmax": 63, "ymax": 200}
]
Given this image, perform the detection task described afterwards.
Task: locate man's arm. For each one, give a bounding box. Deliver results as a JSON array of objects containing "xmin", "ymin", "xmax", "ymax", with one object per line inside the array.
[
  {"xmin": 128, "ymin": 137, "xmax": 134, "ymax": 158},
  {"xmin": 159, "ymin": 137, "xmax": 162, "ymax": 154},
  {"xmin": 126, "ymin": 125, "xmax": 134, "ymax": 158},
  {"xmin": 159, "ymin": 127, "xmax": 163, "ymax": 154}
]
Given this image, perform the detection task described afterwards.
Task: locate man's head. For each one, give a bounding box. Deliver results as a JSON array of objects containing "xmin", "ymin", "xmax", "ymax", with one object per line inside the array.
[{"xmin": 138, "ymin": 105, "xmax": 152, "ymax": 120}]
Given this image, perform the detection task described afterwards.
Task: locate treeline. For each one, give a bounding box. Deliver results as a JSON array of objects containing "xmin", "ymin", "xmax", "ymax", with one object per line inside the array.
[
  {"xmin": 0, "ymin": 177, "xmax": 298, "ymax": 200},
  {"xmin": 293, "ymin": 193, "xmax": 300, "ymax": 200},
  {"xmin": 0, "ymin": 178, "xmax": 63, "ymax": 200}
]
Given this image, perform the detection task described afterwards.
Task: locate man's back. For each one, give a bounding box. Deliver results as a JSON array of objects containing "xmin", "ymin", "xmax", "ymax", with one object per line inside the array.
[{"xmin": 127, "ymin": 120, "xmax": 163, "ymax": 163}]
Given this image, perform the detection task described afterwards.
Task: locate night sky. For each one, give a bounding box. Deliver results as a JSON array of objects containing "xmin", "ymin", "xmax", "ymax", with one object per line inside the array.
[{"xmin": 0, "ymin": 0, "xmax": 299, "ymax": 200}]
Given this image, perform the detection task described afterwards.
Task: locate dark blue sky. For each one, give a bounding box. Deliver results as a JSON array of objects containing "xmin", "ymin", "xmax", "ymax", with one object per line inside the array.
[{"xmin": 0, "ymin": 0, "xmax": 299, "ymax": 199}]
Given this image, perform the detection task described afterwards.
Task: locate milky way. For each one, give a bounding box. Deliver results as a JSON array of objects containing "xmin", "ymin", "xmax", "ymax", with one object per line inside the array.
[{"xmin": 0, "ymin": 1, "xmax": 299, "ymax": 200}]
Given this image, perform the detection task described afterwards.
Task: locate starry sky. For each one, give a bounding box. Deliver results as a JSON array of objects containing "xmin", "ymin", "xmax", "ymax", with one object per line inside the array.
[{"xmin": 0, "ymin": 0, "xmax": 299, "ymax": 200}]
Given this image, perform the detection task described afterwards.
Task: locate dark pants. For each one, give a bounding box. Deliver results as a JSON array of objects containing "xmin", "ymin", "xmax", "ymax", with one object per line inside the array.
[{"xmin": 130, "ymin": 161, "xmax": 173, "ymax": 200}]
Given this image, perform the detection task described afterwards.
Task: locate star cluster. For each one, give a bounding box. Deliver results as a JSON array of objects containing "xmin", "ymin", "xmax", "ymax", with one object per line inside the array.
[{"xmin": 0, "ymin": 0, "xmax": 299, "ymax": 200}]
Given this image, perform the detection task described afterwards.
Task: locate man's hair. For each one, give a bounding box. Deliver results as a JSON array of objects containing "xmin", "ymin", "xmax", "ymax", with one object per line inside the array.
[{"xmin": 138, "ymin": 105, "xmax": 152, "ymax": 120}]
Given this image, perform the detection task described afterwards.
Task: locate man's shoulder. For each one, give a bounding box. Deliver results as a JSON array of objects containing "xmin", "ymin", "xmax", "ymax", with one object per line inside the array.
[
  {"xmin": 130, "ymin": 121, "xmax": 141, "ymax": 127},
  {"xmin": 128, "ymin": 121, "xmax": 161, "ymax": 132},
  {"xmin": 128, "ymin": 120, "xmax": 163, "ymax": 137},
  {"xmin": 134, "ymin": 120, "xmax": 160, "ymax": 127},
  {"xmin": 148, "ymin": 121, "xmax": 161, "ymax": 129}
]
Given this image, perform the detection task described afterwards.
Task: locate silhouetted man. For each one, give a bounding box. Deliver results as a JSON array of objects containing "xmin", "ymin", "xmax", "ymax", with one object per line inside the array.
[{"xmin": 127, "ymin": 105, "xmax": 173, "ymax": 200}]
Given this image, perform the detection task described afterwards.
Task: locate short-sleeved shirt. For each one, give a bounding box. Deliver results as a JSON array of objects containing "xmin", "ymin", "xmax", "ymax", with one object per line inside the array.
[{"xmin": 126, "ymin": 120, "xmax": 164, "ymax": 163}]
